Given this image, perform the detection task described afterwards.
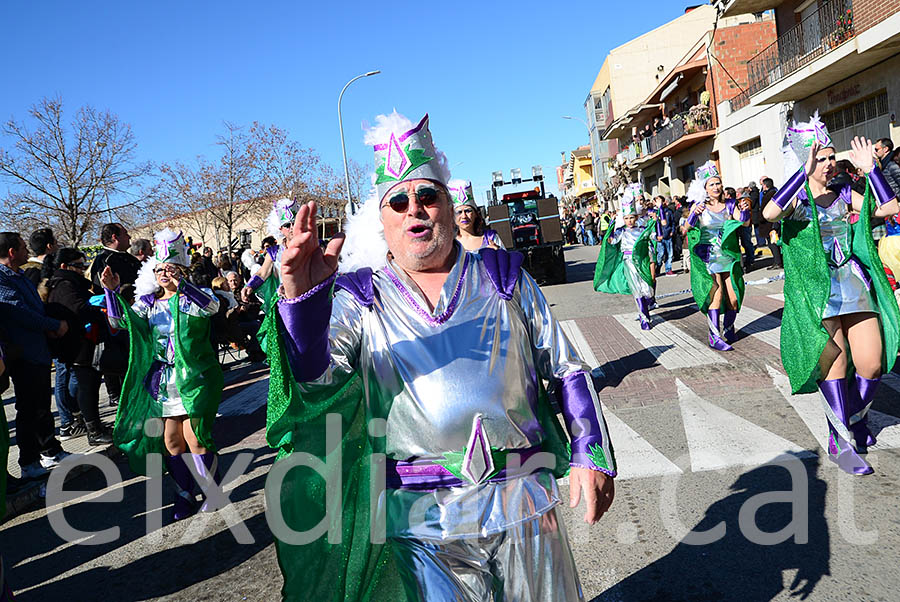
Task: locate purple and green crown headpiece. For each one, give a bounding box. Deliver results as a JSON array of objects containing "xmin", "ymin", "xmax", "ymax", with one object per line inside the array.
[
  {"xmin": 620, "ymin": 184, "xmax": 639, "ymax": 216},
  {"xmin": 785, "ymin": 111, "xmax": 833, "ymax": 174},
  {"xmin": 695, "ymin": 161, "xmax": 720, "ymax": 183},
  {"xmin": 153, "ymin": 229, "xmax": 190, "ymax": 267},
  {"xmin": 373, "ymin": 114, "xmax": 445, "ymax": 202},
  {"xmin": 449, "ymin": 179, "xmax": 476, "ymax": 208}
]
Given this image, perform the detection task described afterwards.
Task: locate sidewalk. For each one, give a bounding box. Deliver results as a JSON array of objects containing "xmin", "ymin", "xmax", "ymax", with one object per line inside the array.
[{"xmin": 2, "ymin": 350, "xmax": 266, "ymax": 522}]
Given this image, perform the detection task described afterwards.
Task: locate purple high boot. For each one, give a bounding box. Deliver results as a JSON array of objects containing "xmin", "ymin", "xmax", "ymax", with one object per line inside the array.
[
  {"xmin": 636, "ymin": 297, "xmax": 652, "ymax": 330},
  {"xmin": 706, "ymin": 309, "xmax": 733, "ymax": 351},
  {"xmin": 723, "ymin": 309, "xmax": 738, "ymax": 344},
  {"xmin": 849, "ymin": 374, "xmax": 880, "ymax": 451},
  {"xmin": 165, "ymin": 454, "xmax": 198, "ymax": 520},
  {"xmin": 821, "ymin": 379, "xmax": 873, "ymax": 476},
  {"xmin": 191, "ymin": 452, "xmax": 221, "ymax": 513}
]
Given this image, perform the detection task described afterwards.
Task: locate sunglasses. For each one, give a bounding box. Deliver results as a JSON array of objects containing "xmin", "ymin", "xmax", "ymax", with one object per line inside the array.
[
  {"xmin": 68, "ymin": 263, "xmax": 87, "ymax": 270},
  {"xmin": 816, "ymin": 154, "xmax": 837, "ymax": 163},
  {"xmin": 382, "ymin": 187, "xmax": 442, "ymax": 213},
  {"xmin": 154, "ymin": 267, "xmax": 181, "ymax": 276}
]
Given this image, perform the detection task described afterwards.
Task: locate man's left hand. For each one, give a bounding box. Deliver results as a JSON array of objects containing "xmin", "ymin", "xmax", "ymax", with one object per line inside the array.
[{"xmin": 569, "ymin": 466, "xmax": 615, "ymax": 524}]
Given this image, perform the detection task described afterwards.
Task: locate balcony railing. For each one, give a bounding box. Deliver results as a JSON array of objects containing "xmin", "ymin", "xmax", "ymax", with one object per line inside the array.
[
  {"xmin": 618, "ymin": 108, "xmax": 714, "ymax": 165},
  {"xmin": 747, "ymin": 0, "xmax": 855, "ymax": 96},
  {"xmin": 729, "ymin": 90, "xmax": 751, "ymax": 113}
]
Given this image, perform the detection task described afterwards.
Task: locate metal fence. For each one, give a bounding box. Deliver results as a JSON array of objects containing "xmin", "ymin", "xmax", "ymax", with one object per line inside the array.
[{"xmin": 747, "ymin": 0, "xmax": 854, "ymax": 96}]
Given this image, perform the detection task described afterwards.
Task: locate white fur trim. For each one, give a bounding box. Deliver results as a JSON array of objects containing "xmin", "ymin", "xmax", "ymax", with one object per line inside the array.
[{"xmin": 135, "ymin": 258, "xmax": 161, "ymax": 297}]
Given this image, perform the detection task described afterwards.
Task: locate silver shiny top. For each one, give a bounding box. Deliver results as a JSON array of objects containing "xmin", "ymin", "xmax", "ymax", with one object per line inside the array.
[
  {"xmin": 608, "ymin": 226, "xmax": 644, "ymax": 255},
  {"xmin": 697, "ymin": 205, "xmax": 729, "ymax": 245},
  {"xmin": 790, "ymin": 195, "xmax": 851, "ymax": 266},
  {"xmin": 301, "ymin": 242, "xmax": 587, "ymax": 461}
]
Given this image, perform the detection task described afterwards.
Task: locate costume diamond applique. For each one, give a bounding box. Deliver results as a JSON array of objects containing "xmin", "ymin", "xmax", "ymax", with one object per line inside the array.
[
  {"xmin": 385, "ymin": 133, "xmax": 409, "ymax": 179},
  {"xmin": 587, "ymin": 442, "xmax": 610, "ymax": 470},
  {"xmin": 461, "ymin": 414, "xmax": 494, "ymax": 484}
]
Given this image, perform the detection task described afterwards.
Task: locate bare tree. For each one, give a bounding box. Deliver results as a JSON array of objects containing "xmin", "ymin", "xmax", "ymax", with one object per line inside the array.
[
  {"xmin": 204, "ymin": 122, "xmax": 265, "ymax": 251},
  {"xmin": 154, "ymin": 160, "xmax": 215, "ymax": 245},
  {"xmin": 0, "ymin": 96, "xmax": 152, "ymax": 245}
]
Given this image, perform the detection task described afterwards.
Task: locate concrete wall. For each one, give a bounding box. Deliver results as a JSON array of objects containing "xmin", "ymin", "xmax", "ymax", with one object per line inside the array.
[
  {"xmin": 604, "ymin": 5, "xmax": 717, "ymax": 118},
  {"xmin": 794, "ymin": 52, "xmax": 900, "ymax": 151},
  {"xmin": 716, "ymin": 101, "xmax": 787, "ymax": 187},
  {"xmin": 670, "ymin": 139, "xmax": 717, "ymax": 197}
]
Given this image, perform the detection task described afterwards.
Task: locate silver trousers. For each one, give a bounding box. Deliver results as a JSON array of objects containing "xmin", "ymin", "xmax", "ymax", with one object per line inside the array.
[{"xmin": 391, "ymin": 506, "xmax": 584, "ymax": 601}]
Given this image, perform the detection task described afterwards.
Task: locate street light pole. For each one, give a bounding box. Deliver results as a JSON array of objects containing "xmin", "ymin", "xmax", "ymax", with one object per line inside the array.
[{"xmin": 339, "ymin": 70, "xmax": 381, "ymax": 215}]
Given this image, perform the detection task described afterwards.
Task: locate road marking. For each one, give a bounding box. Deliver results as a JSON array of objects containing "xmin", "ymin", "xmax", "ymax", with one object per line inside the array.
[
  {"xmin": 767, "ymin": 365, "xmax": 900, "ymax": 452},
  {"xmin": 613, "ymin": 314, "xmax": 727, "ymax": 369},
  {"xmin": 768, "ymin": 365, "xmax": 829, "ymax": 451},
  {"xmin": 768, "ymin": 293, "xmax": 785, "ymax": 302},
  {"xmin": 734, "ymin": 305, "xmax": 781, "ymax": 349},
  {"xmin": 602, "ymin": 405, "xmax": 683, "ymax": 480},
  {"xmin": 217, "ymin": 379, "xmax": 269, "ymax": 417},
  {"xmin": 676, "ymin": 378, "xmax": 813, "ymax": 472},
  {"xmin": 560, "ymin": 320, "xmax": 599, "ymax": 369}
]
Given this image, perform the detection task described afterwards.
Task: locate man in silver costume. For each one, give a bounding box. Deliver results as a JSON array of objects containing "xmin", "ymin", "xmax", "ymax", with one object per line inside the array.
[{"xmin": 276, "ymin": 113, "xmax": 616, "ymax": 600}]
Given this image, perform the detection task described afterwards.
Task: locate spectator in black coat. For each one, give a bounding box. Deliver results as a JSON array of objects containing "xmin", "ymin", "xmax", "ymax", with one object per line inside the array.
[
  {"xmin": 875, "ymin": 138, "xmax": 900, "ymax": 197},
  {"xmin": 757, "ymin": 178, "xmax": 783, "ymax": 270},
  {"xmin": 21, "ymin": 228, "xmax": 59, "ymax": 287},
  {"xmin": 45, "ymin": 248, "xmax": 113, "ymax": 445}
]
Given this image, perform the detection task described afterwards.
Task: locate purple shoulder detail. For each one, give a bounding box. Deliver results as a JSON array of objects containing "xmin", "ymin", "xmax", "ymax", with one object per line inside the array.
[
  {"xmin": 478, "ymin": 247, "xmax": 524, "ymax": 300},
  {"xmin": 840, "ymin": 184, "xmax": 853, "ymax": 205},
  {"xmin": 266, "ymin": 245, "xmax": 279, "ymax": 261},
  {"xmin": 335, "ymin": 268, "xmax": 376, "ymax": 308},
  {"xmin": 140, "ymin": 293, "xmax": 156, "ymax": 307}
]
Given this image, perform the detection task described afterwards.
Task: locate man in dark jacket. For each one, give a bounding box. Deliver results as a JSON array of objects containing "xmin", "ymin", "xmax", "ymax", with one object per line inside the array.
[
  {"xmin": 874, "ymin": 138, "xmax": 900, "ymax": 197},
  {"xmin": 583, "ymin": 211, "xmax": 596, "ymax": 245},
  {"xmin": 46, "ymin": 248, "xmax": 113, "ymax": 445},
  {"xmin": 21, "ymin": 228, "xmax": 59, "ymax": 287},
  {"xmin": 757, "ymin": 178, "xmax": 783, "ymax": 270},
  {"xmin": 653, "ymin": 196, "xmax": 675, "ymax": 274},
  {"xmin": 0, "ymin": 232, "xmax": 69, "ymax": 479},
  {"xmin": 88, "ymin": 223, "xmax": 141, "ymax": 408}
]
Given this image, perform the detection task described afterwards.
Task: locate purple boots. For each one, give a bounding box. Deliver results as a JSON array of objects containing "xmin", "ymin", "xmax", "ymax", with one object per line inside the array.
[
  {"xmin": 821, "ymin": 378, "xmax": 873, "ymax": 476},
  {"xmin": 722, "ymin": 309, "xmax": 738, "ymax": 344},
  {"xmin": 849, "ymin": 374, "xmax": 880, "ymax": 451},
  {"xmin": 636, "ymin": 297, "xmax": 652, "ymax": 330},
  {"xmin": 165, "ymin": 454, "xmax": 198, "ymax": 520},
  {"xmin": 165, "ymin": 452, "xmax": 222, "ymax": 519},
  {"xmin": 707, "ymin": 309, "xmax": 733, "ymax": 351}
]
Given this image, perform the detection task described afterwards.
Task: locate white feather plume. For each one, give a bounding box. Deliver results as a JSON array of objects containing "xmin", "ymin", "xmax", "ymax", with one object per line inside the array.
[{"xmin": 135, "ymin": 257, "xmax": 161, "ymax": 297}]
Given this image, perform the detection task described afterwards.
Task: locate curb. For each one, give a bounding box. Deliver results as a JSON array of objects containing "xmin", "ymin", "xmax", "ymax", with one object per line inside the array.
[{"xmin": 2, "ymin": 443, "xmax": 122, "ymax": 523}]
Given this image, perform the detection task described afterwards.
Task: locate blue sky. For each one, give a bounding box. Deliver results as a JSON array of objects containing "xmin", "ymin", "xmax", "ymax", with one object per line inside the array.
[{"xmin": 1, "ymin": 1, "xmax": 701, "ymax": 204}]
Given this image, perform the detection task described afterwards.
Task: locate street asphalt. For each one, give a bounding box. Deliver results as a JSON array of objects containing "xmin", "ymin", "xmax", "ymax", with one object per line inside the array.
[{"xmin": 2, "ymin": 242, "xmax": 900, "ymax": 601}]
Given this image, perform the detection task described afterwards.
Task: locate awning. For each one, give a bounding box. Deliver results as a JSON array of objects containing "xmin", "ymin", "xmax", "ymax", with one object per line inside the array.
[{"xmin": 659, "ymin": 74, "xmax": 683, "ymax": 103}]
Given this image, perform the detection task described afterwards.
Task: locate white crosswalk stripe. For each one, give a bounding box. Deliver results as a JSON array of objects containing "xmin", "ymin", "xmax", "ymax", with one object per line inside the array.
[
  {"xmin": 560, "ymin": 319, "xmax": 600, "ymax": 369},
  {"xmin": 613, "ymin": 313, "xmax": 727, "ymax": 369},
  {"xmin": 768, "ymin": 365, "xmax": 900, "ymax": 452},
  {"xmin": 676, "ymin": 378, "xmax": 814, "ymax": 472},
  {"xmin": 602, "ymin": 406, "xmax": 683, "ymax": 480},
  {"xmin": 733, "ymin": 305, "xmax": 781, "ymax": 349}
]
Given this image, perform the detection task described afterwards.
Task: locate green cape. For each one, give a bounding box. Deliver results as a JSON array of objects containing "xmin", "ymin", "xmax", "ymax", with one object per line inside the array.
[
  {"xmin": 264, "ymin": 279, "xmax": 574, "ymax": 601},
  {"xmin": 687, "ymin": 218, "xmax": 745, "ymax": 314},
  {"xmin": 113, "ymin": 291, "xmax": 223, "ymax": 475},
  {"xmin": 779, "ymin": 181, "xmax": 900, "ymax": 394},
  {"xmin": 593, "ymin": 220, "xmax": 656, "ymax": 295}
]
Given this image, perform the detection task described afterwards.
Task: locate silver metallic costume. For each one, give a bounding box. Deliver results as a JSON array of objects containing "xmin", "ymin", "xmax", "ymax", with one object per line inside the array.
[
  {"xmin": 697, "ymin": 205, "xmax": 735, "ymax": 274},
  {"xmin": 608, "ymin": 226, "xmax": 653, "ymax": 301},
  {"xmin": 279, "ymin": 243, "xmax": 617, "ymax": 601},
  {"xmin": 788, "ymin": 195, "xmax": 876, "ymax": 318},
  {"xmin": 110, "ymin": 291, "xmax": 219, "ymax": 416}
]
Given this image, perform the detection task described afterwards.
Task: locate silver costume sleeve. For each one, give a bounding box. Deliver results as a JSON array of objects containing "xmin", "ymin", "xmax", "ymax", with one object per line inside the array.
[{"xmin": 516, "ymin": 271, "xmax": 617, "ymax": 475}]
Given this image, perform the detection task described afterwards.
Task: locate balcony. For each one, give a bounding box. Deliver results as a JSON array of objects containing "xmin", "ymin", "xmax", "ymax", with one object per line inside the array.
[
  {"xmin": 747, "ymin": 0, "xmax": 855, "ymax": 97},
  {"xmin": 618, "ymin": 108, "xmax": 715, "ymax": 168}
]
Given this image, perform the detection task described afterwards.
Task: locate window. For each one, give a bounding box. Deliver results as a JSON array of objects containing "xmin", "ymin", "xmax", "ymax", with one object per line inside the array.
[
  {"xmin": 735, "ymin": 137, "xmax": 762, "ymax": 158},
  {"xmin": 821, "ymin": 91, "xmax": 890, "ymax": 151},
  {"xmin": 822, "ymin": 91, "xmax": 889, "ymax": 132},
  {"xmin": 680, "ymin": 163, "xmax": 695, "ymax": 182}
]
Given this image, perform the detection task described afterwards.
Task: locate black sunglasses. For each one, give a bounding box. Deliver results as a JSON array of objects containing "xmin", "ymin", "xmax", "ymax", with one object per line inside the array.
[
  {"xmin": 815, "ymin": 154, "xmax": 837, "ymax": 164},
  {"xmin": 382, "ymin": 187, "xmax": 442, "ymax": 213}
]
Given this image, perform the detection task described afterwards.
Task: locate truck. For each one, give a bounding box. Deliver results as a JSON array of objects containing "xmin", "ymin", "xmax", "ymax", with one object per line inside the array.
[{"xmin": 486, "ymin": 188, "xmax": 567, "ymax": 285}]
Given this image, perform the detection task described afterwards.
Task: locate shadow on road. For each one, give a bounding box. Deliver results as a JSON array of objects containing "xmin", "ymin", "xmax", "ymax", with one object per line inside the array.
[
  {"xmin": 565, "ymin": 247, "xmax": 599, "ymax": 284},
  {"xmin": 594, "ymin": 346, "xmax": 671, "ymax": 390},
  {"xmin": 593, "ymin": 453, "xmax": 829, "ymax": 601}
]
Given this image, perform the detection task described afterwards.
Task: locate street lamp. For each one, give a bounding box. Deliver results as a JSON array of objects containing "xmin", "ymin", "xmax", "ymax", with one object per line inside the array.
[{"xmin": 339, "ymin": 70, "xmax": 381, "ymax": 215}]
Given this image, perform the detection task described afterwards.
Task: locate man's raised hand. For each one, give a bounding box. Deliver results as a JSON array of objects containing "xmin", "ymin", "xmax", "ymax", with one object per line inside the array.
[{"xmin": 280, "ymin": 201, "xmax": 345, "ymax": 299}]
